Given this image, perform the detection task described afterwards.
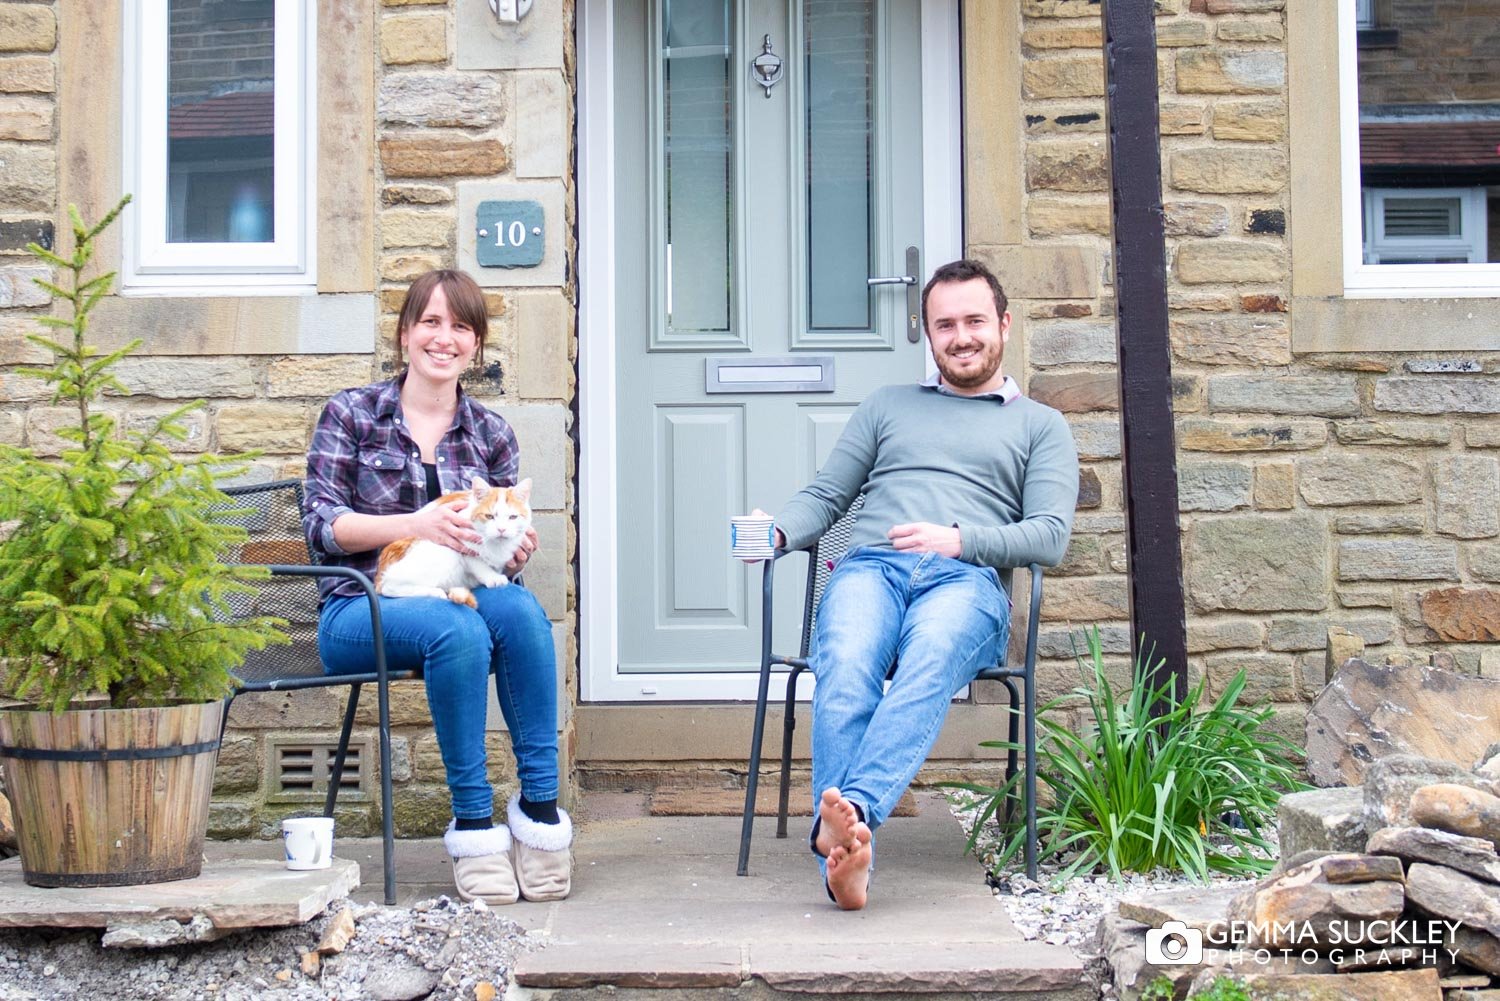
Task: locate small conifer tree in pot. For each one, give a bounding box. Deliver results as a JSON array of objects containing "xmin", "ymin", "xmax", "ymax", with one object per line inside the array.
[{"xmin": 0, "ymin": 196, "xmax": 286, "ymax": 887}]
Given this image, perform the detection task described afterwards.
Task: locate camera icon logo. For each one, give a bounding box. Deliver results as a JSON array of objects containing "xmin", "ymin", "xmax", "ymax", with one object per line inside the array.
[{"xmin": 1145, "ymin": 920, "xmax": 1204, "ymax": 965}]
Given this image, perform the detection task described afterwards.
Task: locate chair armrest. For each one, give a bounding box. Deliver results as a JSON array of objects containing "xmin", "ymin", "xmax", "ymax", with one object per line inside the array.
[{"xmin": 229, "ymin": 563, "xmax": 391, "ymax": 687}]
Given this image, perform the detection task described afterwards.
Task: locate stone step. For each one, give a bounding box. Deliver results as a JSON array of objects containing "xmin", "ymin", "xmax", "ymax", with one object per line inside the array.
[{"xmin": 513, "ymin": 940, "xmax": 1089, "ymax": 996}]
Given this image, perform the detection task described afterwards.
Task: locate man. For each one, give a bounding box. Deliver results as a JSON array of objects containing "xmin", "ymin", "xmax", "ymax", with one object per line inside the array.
[{"xmin": 748, "ymin": 259, "xmax": 1078, "ymax": 910}]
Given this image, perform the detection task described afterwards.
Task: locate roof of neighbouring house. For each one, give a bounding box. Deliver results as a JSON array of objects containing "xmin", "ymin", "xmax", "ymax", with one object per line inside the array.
[
  {"xmin": 1360, "ymin": 120, "xmax": 1500, "ymax": 167},
  {"xmin": 168, "ymin": 91, "xmax": 273, "ymax": 140}
]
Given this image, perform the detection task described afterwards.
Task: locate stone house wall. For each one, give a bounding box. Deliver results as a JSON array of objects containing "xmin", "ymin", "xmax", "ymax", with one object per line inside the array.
[
  {"xmin": 1357, "ymin": 0, "xmax": 1500, "ymax": 105},
  {"xmin": 1004, "ymin": 0, "xmax": 1500, "ymax": 754},
  {"xmin": 2, "ymin": 0, "xmax": 1498, "ymax": 826}
]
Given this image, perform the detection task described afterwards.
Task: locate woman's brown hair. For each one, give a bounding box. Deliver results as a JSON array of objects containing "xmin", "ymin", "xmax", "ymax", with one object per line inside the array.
[{"xmin": 395, "ymin": 269, "xmax": 489, "ymax": 367}]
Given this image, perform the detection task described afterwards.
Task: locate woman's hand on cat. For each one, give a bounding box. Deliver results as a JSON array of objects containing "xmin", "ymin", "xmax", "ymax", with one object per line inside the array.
[
  {"xmin": 504, "ymin": 525, "xmax": 540, "ymax": 576},
  {"xmin": 410, "ymin": 499, "xmax": 483, "ymax": 555}
]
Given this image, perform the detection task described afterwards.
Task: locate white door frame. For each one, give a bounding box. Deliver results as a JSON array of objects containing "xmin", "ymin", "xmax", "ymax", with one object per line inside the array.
[{"xmin": 578, "ymin": 0, "xmax": 963, "ymax": 702}]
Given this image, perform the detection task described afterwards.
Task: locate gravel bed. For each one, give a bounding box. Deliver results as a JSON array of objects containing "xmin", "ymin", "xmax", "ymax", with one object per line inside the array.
[
  {"xmin": 0, "ymin": 896, "xmax": 532, "ymax": 1001},
  {"xmin": 944, "ymin": 793, "xmax": 1269, "ymax": 950}
]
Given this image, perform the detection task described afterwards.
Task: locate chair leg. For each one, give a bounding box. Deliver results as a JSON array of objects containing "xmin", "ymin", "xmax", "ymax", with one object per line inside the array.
[
  {"xmin": 376, "ymin": 678, "xmax": 397, "ymax": 905},
  {"xmin": 738, "ymin": 662, "xmax": 774, "ymax": 877},
  {"xmin": 998, "ymin": 678, "xmax": 1020, "ymax": 829},
  {"xmin": 1024, "ymin": 675, "xmax": 1038, "ymax": 882},
  {"xmin": 775, "ymin": 665, "xmax": 805, "ymax": 840},
  {"xmin": 325, "ymin": 684, "xmax": 362, "ymax": 818}
]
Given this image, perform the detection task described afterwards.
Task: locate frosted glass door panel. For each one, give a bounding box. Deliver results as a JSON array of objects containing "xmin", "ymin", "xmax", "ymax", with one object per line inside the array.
[
  {"xmin": 664, "ymin": 0, "xmax": 734, "ymax": 334},
  {"xmin": 805, "ymin": 0, "xmax": 874, "ymax": 331}
]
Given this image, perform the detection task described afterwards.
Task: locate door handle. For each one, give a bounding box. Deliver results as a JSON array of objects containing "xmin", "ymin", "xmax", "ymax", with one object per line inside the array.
[{"xmin": 867, "ymin": 246, "xmax": 922, "ymax": 342}]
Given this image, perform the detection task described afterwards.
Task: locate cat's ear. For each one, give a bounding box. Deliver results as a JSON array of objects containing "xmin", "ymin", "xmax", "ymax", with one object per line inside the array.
[
  {"xmin": 470, "ymin": 476, "xmax": 489, "ymax": 497},
  {"xmin": 510, "ymin": 478, "xmax": 533, "ymax": 504}
]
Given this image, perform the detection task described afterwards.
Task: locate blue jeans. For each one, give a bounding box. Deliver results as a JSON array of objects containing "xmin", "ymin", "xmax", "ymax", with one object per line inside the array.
[
  {"xmin": 809, "ymin": 548, "xmax": 1010, "ymax": 857},
  {"xmin": 318, "ymin": 585, "xmax": 558, "ymax": 821}
]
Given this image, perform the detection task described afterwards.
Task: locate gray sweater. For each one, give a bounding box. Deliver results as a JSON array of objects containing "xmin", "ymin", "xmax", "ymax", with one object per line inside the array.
[{"xmin": 774, "ymin": 383, "xmax": 1079, "ymax": 571}]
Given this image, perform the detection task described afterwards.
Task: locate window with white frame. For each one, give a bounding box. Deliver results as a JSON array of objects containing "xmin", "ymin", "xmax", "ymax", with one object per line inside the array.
[
  {"xmin": 123, "ymin": 0, "xmax": 315, "ymax": 291},
  {"xmin": 1339, "ymin": 0, "xmax": 1500, "ymax": 296}
]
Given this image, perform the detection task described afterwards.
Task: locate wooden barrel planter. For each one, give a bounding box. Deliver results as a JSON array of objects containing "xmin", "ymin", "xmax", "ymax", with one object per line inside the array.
[{"xmin": 0, "ymin": 700, "xmax": 221, "ymax": 887}]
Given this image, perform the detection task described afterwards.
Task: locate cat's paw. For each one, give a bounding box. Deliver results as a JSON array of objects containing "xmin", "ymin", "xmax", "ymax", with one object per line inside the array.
[
  {"xmin": 447, "ymin": 587, "xmax": 479, "ymax": 608},
  {"xmin": 478, "ymin": 572, "xmax": 509, "ymax": 589}
]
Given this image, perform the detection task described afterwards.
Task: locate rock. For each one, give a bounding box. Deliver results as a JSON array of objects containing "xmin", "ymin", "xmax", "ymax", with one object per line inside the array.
[
  {"xmin": 474, "ymin": 983, "xmax": 498, "ymax": 1001},
  {"xmin": 1406, "ymin": 863, "xmax": 1500, "ymax": 939},
  {"xmin": 1366, "ymin": 826, "xmax": 1500, "ymax": 885},
  {"xmin": 1447, "ymin": 924, "xmax": 1500, "ymax": 976},
  {"xmin": 1305, "ymin": 661, "xmax": 1500, "ymax": 787},
  {"xmin": 1278, "ymin": 787, "xmax": 1368, "ymax": 859},
  {"xmin": 364, "ymin": 961, "xmax": 443, "ymax": 1001},
  {"xmin": 1298, "ymin": 456, "xmax": 1424, "ymax": 507},
  {"xmin": 317, "ymin": 906, "xmax": 357, "ymax": 955},
  {"xmin": 100, "ymin": 915, "xmax": 221, "ymax": 948},
  {"xmin": 1432, "ymin": 456, "xmax": 1500, "ymax": 540},
  {"xmin": 1116, "ymin": 885, "xmax": 1244, "ymax": 938},
  {"xmin": 1479, "ymin": 743, "xmax": 1500, "ymax": 779},
  {"xmin": 1229, "ymin": 968, "xmax": 1442, "ymax": 1000},
  {"xmin": 1409, "ymin": 785, "xmax": 1500, "ymax": 850},
  {"xmin": 300, "ymin": 952, "xmax": 321, "ymax": 976},
  {"xmin": 1232, "ymin": 855, "xmax": 1406, "ymax": 949},
  {"xmin": 1318, "ymin": 855, "xmax": 1404, "ymax": 884},
  {"xmin": 1363, "ymin": 755, "xmax": 1494, "ymax": 833},
  {"xmin": 1418, "ymin": 588, "xmax": 1500, "ymax": 643},
  {"xmin": 1186, "ymin": 513, "xmax": 1330, "ymax": 613},
  {"xmin": 1094, "ymin": 912, "xmax": 1201, "ymax": 1001},
  {"xmin": 1325, "ymin": 627, "xmax": 1366, "ymax": 684}
]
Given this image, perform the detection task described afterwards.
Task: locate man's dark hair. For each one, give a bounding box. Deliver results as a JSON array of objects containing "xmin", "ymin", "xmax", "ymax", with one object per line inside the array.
[{"xmin": 920, "ymin": 259, "xmax": 1008, "ymax": 332}]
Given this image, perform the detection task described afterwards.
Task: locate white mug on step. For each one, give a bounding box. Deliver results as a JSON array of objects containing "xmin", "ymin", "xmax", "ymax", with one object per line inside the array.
[{"xmin": 282, "ymin": 817, "xmax": 335, "ymax": 870}]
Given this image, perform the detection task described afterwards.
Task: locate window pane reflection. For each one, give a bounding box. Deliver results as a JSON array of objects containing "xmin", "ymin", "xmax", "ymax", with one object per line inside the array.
[
  {"xmin": 167, "ymin": 0, "xmax": 276, "ymax": 244},
  {"xmin": 1356, "ymin": 2, "xmax": 1500, "ymax": 264}
]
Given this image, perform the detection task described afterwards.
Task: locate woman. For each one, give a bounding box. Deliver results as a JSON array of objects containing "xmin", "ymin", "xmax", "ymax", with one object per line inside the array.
[{"xmin": 302, "ymin": 268, "xmax": 570, "ymax": 905}]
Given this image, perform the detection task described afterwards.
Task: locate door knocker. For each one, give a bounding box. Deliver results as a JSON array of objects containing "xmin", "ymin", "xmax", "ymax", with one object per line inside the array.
[{"xmin": 751, "ymin": 34, "xmax": 783, "ymax": 98}]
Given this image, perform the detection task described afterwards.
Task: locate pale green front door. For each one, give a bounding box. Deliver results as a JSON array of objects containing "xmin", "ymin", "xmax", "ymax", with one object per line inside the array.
[{"xmin": 613, "ymin": 0, "xmax": 928, "ymax": 683}]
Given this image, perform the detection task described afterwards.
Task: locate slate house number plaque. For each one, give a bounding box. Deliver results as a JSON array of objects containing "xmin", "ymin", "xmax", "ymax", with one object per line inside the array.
[{"xmin": 476, "ymin": 200, "xmax": 544, "ymax": 268}]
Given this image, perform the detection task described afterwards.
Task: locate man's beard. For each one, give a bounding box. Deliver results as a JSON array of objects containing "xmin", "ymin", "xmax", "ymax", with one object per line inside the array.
[{"xmin": 935, "ymin": 342, "xmax": 1004, "ymax": 390}]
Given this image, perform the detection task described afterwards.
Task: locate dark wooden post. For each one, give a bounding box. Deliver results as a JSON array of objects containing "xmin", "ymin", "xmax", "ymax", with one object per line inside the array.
[{"xmin": 1100, "ymin": 0, "xmax": 1188, "ymax": 700}]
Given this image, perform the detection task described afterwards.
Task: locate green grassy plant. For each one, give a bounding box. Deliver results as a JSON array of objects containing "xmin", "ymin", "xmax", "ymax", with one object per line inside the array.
[
  {"xmin": 0, "ymin": 196, "xmax": 286, "ymax": 711},
  {"xmin": 955, "ymin": 627, "xmax": 1307, "ymax": 883},
  {"xmin": 1141, "ymin": 974, "xmax": 1251, "ymax": 1001}
]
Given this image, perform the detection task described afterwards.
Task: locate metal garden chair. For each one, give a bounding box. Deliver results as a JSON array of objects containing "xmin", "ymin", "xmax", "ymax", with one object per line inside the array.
[
  {"xmin": 213, "ymin": 479, "xmax": 409, "ymax": 905},
  {"xmin": 736, "ymin": 496, "xmax": 1044, "ymax": 880}
]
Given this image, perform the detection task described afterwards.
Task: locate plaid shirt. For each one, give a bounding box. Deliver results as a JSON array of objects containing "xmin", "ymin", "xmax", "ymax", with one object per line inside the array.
[{"xmin": 302, "ymin": 375, "xmax": 520, "ymax": 602}]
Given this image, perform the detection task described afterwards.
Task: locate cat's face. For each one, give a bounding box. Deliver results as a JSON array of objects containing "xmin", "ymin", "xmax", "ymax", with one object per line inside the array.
[{"xmin": 468, "ymin": 477, "xmax": 532, "ymax": 543}]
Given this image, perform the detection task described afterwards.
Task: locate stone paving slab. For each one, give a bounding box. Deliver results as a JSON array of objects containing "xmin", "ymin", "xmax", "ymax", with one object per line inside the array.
[
  {"xmin": 0, "ymin": 857, "xmax": 360, "ymax": 935},
  {"xmin": 511, "ymin": 796, "xmax": 1086, "ymax": 995}
]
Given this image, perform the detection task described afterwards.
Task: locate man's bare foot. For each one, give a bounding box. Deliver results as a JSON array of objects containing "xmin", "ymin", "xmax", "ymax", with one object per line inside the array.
[
  {"xmin": 814, "ymin": 788, "xmax": 860, "ymax": 857},
  {"xmin": 826, "ymin": 822, "xmax": 872, "ymax": 910}
]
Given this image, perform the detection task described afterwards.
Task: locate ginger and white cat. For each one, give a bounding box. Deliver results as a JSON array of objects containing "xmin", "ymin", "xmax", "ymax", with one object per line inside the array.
[{"xmin": 375, "ymin": 477, "xmax": 532, "ymax": 609}]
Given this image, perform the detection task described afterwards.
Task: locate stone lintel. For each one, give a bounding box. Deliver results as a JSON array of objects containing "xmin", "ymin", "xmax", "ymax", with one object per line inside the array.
[{"xmin": 88, "ymin": 294, "xmax": 376, "ymax": 355}]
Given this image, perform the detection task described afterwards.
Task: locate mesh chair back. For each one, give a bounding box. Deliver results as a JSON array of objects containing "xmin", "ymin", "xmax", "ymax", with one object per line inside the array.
[
  {"xmin": 798, "ymin": 494, "xmax": 865, "ymax": 656},
  {"xmin": 212, "ymin": 480, "xmax": 326, "ymax": 685}
]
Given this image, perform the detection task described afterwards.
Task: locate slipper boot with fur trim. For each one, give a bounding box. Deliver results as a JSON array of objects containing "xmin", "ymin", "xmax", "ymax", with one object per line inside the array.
[
  {"xmin": 507, "ymin": 795, "xmax": 573, "ymax": 901},
  {"xmin": 444, "ymin": 822, "xmax": 518, "ymax": 905}
]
